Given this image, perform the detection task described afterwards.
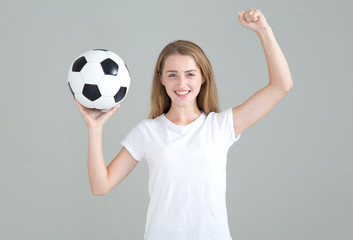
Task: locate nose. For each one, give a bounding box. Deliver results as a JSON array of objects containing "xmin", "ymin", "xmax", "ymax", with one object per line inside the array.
[{"xmin": 177, "ymin": 75, "xmax": 188, "ymax": 87}]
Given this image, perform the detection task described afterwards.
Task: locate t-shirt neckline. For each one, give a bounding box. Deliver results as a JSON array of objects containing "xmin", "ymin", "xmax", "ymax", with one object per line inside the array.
[{"xmin": 162, "ymin": 112, "xmax": 206, "ymax": 129}]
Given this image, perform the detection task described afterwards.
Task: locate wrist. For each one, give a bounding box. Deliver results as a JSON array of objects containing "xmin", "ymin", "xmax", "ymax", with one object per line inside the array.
[
  {"xmin": 256, "ymin": 25, "xmax": 273, "ymax": 38},
  {"xmin": 88, "ymin": 126, "xmax": 103, "ymax": 136}
]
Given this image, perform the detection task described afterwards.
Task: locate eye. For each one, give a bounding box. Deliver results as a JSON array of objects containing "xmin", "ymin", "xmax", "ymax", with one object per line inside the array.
[
  {"xmin": 187, "ymin": 73, "xmax": 195, "ymax": 77},
  {"xmin": 168, "ymin": 73, "xmax": 177, "ymax": 78}
]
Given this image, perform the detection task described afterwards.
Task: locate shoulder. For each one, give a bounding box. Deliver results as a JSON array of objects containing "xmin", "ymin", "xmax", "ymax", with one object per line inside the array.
[
  {"xmin": 205, "ymin": 108, "xmax": 240, "ymax": 143},
  {"xmin": 204, "ymin": 108, "xmax": 234, "ymax": 133},
  {"xmin": 134, "ymin": 114, "xmax": 164, "ymax": 130},
  {"xmin": 122, "ymin": 117, "xmax": 162, "ymax": 143},
  {"xmin": 205, "ymin": 108, "xmax": 233, "ymax": 123}
]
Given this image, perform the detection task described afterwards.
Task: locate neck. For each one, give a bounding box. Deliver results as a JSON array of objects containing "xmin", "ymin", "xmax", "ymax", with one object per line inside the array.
[{"xmin": 165, "ymin": 103, "xmax": 202, "ymax": 126}]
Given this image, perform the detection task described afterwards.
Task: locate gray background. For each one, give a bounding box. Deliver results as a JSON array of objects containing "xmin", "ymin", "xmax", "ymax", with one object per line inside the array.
[{"xmin": 1, "ymin": 0, "xmax": 352, "ymax": 239}]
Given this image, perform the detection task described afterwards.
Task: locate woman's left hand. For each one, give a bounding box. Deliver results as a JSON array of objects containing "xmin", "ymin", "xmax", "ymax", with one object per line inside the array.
[{"xmin": 238, "ymin": 9, "xmax": 270, "ymax": 33}]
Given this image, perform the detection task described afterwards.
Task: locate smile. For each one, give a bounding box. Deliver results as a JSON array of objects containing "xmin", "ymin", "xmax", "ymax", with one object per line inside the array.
[{"xmin": 175, "ymin": 90, "xmax": 191, "ymax": 96}]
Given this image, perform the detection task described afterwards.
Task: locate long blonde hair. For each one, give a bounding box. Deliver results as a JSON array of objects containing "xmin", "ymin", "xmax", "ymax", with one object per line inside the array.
[{"xmin": 149, "ymin": 40, "xmax": 220, "ymax": 119}]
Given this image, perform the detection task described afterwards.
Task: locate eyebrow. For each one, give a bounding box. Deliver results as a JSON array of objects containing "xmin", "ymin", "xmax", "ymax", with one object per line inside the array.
[{"xmin": 166, "ymin": 70, "xmax": 197, "ymax": 73}]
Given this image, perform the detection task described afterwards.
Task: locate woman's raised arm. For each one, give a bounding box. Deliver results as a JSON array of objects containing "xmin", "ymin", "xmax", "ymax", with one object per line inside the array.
[{"xmin": 232, "ymin": 9, "xmax": 293, "ymax": 137}]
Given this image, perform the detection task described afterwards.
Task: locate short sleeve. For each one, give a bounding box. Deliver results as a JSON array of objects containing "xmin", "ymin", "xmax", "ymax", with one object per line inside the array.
[
  {"xmin": 228, "ymin": 108, "xmax": 241, "ymax": 143},
  {"xmin": 120, "ymin": 121, "xmax": 146, "ymax": 161},
  {"xmin": 212, "ymin": 108, "xmax": 241, "ymax": 147}
]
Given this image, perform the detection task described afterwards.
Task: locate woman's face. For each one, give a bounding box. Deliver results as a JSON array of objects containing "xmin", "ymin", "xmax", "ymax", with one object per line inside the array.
[{"xmin": 160, "ymin": 54, "xmax": 204, "ymax": 109}]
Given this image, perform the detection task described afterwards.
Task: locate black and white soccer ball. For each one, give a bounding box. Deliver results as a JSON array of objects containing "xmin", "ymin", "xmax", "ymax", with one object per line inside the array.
[{"xmin": 68, "ymin": 49, "xmax": 130, "ymax": 111}]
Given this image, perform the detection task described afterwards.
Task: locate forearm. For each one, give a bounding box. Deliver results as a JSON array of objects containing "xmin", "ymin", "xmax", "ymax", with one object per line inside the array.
[
  {"xmin": 87, "ymin": 127, "xmax": 109, "ymax": 195},
  {"xmin": 257, "ymin": 26, "xmax": 293, "ymax": 91}
]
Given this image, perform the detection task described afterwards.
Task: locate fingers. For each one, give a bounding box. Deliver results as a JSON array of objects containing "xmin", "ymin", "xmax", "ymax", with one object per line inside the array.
[
  {"xmin": 244, "ymin": 9, "xmax": 258, "ymax": 22},
  {"xmin": 97, "ymin": 104, "xmax": 120, "ymax": 125},
  {"xmin": 73, "ymin": 98, "xmax": 88, "ymax": 115},
  {"xmin": 103, "ymin": 104, "xmax": 120, "ymax": 118},
  {"xmin": 238, "ymin": 11, "xmax": 246, "ymax": 25},
  {"xmin": 73, "ymin": 98, "xmax": 121, "ymax": 128},
  {"xmin": 239, "ymin": 8, "xmax": 261, "ymax": 23},
  {"xmin": 73, "ymin": 98, "xmax": 120, "ymax": 117}
]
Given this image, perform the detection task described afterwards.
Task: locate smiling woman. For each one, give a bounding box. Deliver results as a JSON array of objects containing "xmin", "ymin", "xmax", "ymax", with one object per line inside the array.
[
  {"xmin": 149, "ymin": 40, "xmax": 220, "ymax": 119},
  {"xmin": 73, "ymin": 8, "xmax": 293, "ymax": 240},
  {"xmin": 160, "ymin": 54, "xmax": 205, "ymax": 121}
]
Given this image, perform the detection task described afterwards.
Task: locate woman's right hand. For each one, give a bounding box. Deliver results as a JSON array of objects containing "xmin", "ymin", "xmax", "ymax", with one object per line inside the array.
[{"xmin": 74, "ymin": 98, "xmax": 119, "ymax": 130}]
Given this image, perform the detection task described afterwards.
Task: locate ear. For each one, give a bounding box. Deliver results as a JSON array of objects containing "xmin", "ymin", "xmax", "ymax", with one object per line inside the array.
[{"xmin": 202, "ymin": 77, "xmax": 206, "ymax": 84}]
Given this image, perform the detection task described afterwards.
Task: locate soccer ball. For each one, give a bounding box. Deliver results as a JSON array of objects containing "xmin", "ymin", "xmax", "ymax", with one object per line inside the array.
[{"xmin": 68, "ymin": 49, "xmax": 130, "ymax": 111}]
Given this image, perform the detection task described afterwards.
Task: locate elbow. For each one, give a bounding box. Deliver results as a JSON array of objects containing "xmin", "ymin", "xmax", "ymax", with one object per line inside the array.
[
  {"xmin": 92, "ymin": 191, "xmax": 107, "ymax": 196},
  {"xmin": 288, "ymin": 78, "xmax": 294, "ymax": 90},
  {"xmin": 287, "ymin": 76, "xmax": 294, "ymax": 91},
  {"xmin": 282, "ymin": 78, "xmax": 293, "ymax": 93},
  {"xmin": 285, "ymin": 81, "xmax": 293, "ymax": 92},
  {"xmin": 270, "ymin": 77, "xmax": 293, "ymax": 93},
  {"xmin": 91, "ymin": 187, "xmax": 109, "ymax": 196}
]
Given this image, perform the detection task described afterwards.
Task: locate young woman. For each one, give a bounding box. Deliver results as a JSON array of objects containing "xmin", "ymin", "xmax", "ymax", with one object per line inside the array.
[{"xmin": 74, "ymin": 8, "xmax": 293, "ymax": 240}]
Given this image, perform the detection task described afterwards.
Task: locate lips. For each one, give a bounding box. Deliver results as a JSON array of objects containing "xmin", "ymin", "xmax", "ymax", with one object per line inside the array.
[
  {"xmin": 174, "ymin": 90, "xmax": 191, "ymax": 98},
  {"xmin": 175, "ymin": 90, "xmax": 190, "ymax": 96}
]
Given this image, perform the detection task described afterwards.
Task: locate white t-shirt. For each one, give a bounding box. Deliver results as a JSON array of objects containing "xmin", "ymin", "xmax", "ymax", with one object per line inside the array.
[{"xmin": 121, "ymin": 108, "xmax": 241, "ymax": 240}]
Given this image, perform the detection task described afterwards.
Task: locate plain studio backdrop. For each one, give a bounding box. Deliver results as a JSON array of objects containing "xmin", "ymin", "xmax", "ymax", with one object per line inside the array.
[{"xmin": 1, "ymin": 0, "xmax": 352, "ymax": 239}]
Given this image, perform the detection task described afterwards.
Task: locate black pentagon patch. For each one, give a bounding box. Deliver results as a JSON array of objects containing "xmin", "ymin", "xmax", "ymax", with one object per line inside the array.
[
  {"xmin": 83, "ymin": 84, "xmax": 101, "ymax": 101},
  {"xmin": 101, "ymin": 58, "xmax": 119, "ymax": 76},
  {"xmin": 72, "ymin": 56, "xmax": 87, "ymax": 72},
  {"xmin": 114, "ymin": 87, "xmax": 127, "ymax": 103},
  {"xmin": 68, "ymin": 82, "xmax": 75, "ymax": 97}
]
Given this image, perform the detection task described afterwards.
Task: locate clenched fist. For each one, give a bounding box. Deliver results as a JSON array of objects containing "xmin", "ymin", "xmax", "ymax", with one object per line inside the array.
[{"xmin": 238, "ymin": 9, "xmax": 270, "ymax": 33}]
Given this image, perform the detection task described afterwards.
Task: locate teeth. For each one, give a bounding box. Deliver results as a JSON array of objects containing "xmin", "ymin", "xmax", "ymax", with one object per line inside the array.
[{"xmin": 175, "ymin": 91, "xmax": 189, "ymax": 95}]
